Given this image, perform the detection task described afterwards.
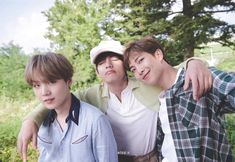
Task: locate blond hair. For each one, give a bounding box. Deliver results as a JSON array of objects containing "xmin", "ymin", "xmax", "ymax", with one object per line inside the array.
[{"xmin": 25, "ymin": 52, "xmax": 73, "ymax": 86}]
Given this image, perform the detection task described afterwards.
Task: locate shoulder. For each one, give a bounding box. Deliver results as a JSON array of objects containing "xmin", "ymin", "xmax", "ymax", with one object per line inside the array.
[
  {"xmin": 76, "ymin": 83, "xmax": 105, "ymax": 103},
  {"xmin": 210, "ymin": 67, "xmax": 235, "ymax": 86},
  {"xmin": 79, "ymin": 84, "xmax": 104, "ymax": 95},
  {"xmin": 79, "ymin": 101, "xmax": 104, "ymax": 118}
]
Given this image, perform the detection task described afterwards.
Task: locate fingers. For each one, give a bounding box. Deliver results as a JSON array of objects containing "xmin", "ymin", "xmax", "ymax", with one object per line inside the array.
[
  {"xmin": 204, "ymin": 71, "xmax": 213, "ymax": 93},
  {"xmin": 197, "ymin": 73, "xmax": 205, "ymax": 100},
  {"xmin": 185, "ymin": 59, "xmax": 213, "ymax": 100},
  {"xmin": 32, "ymin": 132, "xmax": 38, "ymax": 150},
  {"xmin": 191, "ymin": 74, "xmax": 199, "ymax": 101},
  {"xmin": 183, "ymin": 72, "xmax": 190, "ymax": 91},
  {"xmin": 16, "ymin": 119, "xmax": 38, "ymax": 161},
  {"xmin": 22, "ymin": 140, "xmax": 28, "ymax": 162}
]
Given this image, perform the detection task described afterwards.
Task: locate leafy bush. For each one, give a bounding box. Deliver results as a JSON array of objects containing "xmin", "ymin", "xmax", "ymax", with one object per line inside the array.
[
  {"xmin": 0, "ymin": 118, "xmax": 22, "ymax": 161},
  {"xmin": 226, "ymin": 114, "xmax": 235, "ymax": 156},
  {"xmin": 0, "ymin": 117, "xmax": 38, "ymax": 162}
]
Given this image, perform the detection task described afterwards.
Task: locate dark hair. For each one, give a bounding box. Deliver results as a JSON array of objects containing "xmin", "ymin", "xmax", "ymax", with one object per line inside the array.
[
  {"xmin": 94, "ymin": 52, "xmax": 123, "ymax": 68},
  {"xmin": 25, "ymin": 52, "xmax": 74, "ymax": 86},
  {"xmin": 124, "ymin": 36, "xmax": 166, "ymax": 69}
]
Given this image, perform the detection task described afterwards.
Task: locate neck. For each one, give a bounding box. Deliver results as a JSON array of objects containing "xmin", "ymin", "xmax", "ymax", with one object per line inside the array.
[
  {"xmin": 107, "ymin": 77, "xmax": 128, "ymax": 102},
  {"xmin": 158, "ymin": 63, "xmax": 178, "ymax": 90},
  {"xmin": 55, "ymin": 93, "xmax": 72, "ymax": 129}
]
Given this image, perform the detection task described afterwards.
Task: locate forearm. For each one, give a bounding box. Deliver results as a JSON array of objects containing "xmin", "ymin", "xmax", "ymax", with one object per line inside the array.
[{"xmin": 23, "ymin": 104, "xmax": 49, "ymax": 128}]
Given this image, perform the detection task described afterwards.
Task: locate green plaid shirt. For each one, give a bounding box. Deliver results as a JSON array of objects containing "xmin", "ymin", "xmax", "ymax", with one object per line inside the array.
[{"xmin": 157, "ymin": 67, "xmax": 235, "ymax": 162}]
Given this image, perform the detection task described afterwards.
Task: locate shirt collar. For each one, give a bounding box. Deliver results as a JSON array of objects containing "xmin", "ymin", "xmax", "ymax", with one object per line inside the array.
[
  {"xmin": 170, "ymin": 68, "xmax": 186, "ymax": 93},
  {"xmin": 43, "ymin": 93, "xmax": 80, "ymax": 127}
]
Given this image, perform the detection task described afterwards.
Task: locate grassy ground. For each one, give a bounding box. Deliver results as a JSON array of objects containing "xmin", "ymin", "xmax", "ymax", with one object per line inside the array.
[
  {"xmin": 195, "ymin": 43, "xmax": 235, "ymax": 71},
  {"xmin": 0, "ymin": 97, "xmax": 39, "ymax": 161}
]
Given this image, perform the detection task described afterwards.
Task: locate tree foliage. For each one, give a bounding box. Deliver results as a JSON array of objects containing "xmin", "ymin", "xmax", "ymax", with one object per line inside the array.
[
  {"xmin": 103, "ymin": 0, "xmax": 235, "ymax": 64},
  {"xmin": 0, "ymin": 42, "xmax": 32, "ymax": 100},
  {"xmin": 43, "ymin": 0, "xmax": 113, "ymax": 88},
  {"xmin": 42, "ymin": 0, "xmax": 235, "ymax": 66}
]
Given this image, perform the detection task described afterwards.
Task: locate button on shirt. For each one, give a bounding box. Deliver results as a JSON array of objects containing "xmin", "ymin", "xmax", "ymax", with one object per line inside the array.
[{"xmin": 37, "ymin": 94, "xmax": 118, "ymax": 162}]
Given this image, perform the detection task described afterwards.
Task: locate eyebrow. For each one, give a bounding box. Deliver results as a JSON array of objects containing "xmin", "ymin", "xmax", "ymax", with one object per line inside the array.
[
  {"xmin": 128, "ymin": 55, "xmax": 139, "ymax": 70},
  {"xmin": 134, "ymin": 55, "xmax": 140, "ymax": 63}
]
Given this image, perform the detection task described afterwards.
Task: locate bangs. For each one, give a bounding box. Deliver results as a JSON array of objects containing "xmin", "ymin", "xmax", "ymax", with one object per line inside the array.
[
  {"xmin": 25, "ymin": 68, "xmax": 58, "ymax": 86},
  {"xmin": 25, "ymin": 54, "xmax": 65, "ymax": 86}
]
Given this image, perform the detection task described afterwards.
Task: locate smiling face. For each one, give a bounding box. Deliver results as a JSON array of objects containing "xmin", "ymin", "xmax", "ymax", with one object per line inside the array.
[
  {"xmin": 128, "ymin": 50, "xmax": 164, "ymax": 86},
  {"xmin": 95, "ymin": 53, "xmax": 126, "ymax": 84}
]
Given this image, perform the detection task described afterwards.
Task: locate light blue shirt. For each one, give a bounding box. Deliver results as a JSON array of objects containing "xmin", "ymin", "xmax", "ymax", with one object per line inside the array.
[{"xmin": 37, "ymin": 94, "xmax": 118, "ymax": 162}]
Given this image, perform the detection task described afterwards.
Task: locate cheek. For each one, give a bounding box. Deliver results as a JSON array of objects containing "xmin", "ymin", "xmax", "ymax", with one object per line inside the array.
[
  {"xmin": 134, "ymin": 73, "xmax": 141, "ymax": 80},
  {"xmin": 96, "ymin": 67, "xmax": 106, "ymax": 77},
  {"xmin": 33, "ymin": 89, "xmax": 41, "ymax": 99}
]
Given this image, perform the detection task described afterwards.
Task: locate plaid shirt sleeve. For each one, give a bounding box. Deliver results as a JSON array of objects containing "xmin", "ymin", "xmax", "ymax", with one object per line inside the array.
[
  {"xmin": 163, "ymin": 67, "xmax": 235, "ymax": 162},
  {"xmin": 210, "ymin": 67, "xmax": 235, "ymax": 113}
]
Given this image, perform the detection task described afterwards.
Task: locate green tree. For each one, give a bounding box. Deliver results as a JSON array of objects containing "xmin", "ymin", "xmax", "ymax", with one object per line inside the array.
[
  {"xmin": 43, "ymin": 0, "xmax": 112, "ymax": 88},
  {"xmin": 104, "ymin": 0, "xmax": 235, "ymax": 64},
  {"xmin": 0, "ymin": 42, "xmax": 31, "ymax": 99}
]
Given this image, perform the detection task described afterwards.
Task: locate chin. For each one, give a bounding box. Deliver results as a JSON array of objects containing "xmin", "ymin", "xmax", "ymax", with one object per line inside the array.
[{"xmin": 42, "ymin": 104, "xmax": 54, "ymax": 109}]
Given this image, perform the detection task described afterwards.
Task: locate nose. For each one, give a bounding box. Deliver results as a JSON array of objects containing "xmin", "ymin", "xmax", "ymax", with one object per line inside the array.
[
  {"xmin": 136, "ymin": 66, "xmax": 144, "ymax": 75},
  {"xmin": 105, "ymin": 58, "xmax": 113, "ymax": 69},
  {"xmin": 41, "ymin": 84, "xmax": 50, "ymax": 96}
]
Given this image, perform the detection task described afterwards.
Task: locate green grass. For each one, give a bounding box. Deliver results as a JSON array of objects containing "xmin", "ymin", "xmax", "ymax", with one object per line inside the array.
[
  {"xmin": 0, "ymin": 97, "xmax": 39, "ymax": 162},
  {"xmin": 195, "ymin": 43, "xmax": 235, "ymax": 71}
]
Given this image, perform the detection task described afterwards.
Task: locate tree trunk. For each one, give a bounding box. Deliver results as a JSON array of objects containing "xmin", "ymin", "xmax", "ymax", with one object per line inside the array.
[
  {"xmin": 182, "ymin": 0, "xmax": 195, "ymax": 59},
  {"xmin": 184, "ymin": 44, "xmax": 194, "ymax": 60}
]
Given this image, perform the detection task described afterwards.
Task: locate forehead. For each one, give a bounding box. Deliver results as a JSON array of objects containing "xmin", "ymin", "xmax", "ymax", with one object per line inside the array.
[
  {"xmin": 31, "ymin": 71, "xmax": 48, "ymax": 82},
  {"xmin": 128, "ymin": 51, "xmax": 142, "ymax": 63}
]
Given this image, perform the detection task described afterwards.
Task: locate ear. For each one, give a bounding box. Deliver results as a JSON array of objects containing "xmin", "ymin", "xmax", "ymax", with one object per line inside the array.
[
  {"xmin": 67, "ymin": 79, "xmax": 72, "ymax": 87},
  {"xmin": 154, "ymin": 49, "xmax": 164, "ymax": 61},
  {"xmin": 95, "ymin": 67, "xmax": 100, "ymax": 75}
]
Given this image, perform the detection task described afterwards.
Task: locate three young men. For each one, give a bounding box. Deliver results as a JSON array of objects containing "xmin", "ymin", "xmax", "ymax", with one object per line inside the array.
[{"xmin": 18, "ymin": 40, "xmax": 212, "ymax": 162}]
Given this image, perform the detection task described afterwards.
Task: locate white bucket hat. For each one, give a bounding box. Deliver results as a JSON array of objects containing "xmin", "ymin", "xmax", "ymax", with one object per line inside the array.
[{"xmin": 90, "ymin": 40, "xmax": 125, "ymax": 64}]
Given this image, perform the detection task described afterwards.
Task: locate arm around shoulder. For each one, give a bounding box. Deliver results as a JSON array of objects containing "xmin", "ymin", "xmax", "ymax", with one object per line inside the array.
[{"xmin": 23, "ymin": 103, "xmax": 49, "ymax": 128}]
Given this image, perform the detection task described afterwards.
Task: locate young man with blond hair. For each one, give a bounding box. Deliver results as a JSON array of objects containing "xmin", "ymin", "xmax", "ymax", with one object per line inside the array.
[{"xmin": 24, "ymin": 52, "xmax": 118, "ymax": 162}]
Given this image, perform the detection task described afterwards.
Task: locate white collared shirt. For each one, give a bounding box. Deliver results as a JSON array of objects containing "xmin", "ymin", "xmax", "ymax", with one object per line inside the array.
[
  {"xmin": 158, "ymin": 69, "xmax": 183, "ymax": 162},
  {"xmin": 107, "ymin": 85, "xmax": 158, "ymax": 156}
]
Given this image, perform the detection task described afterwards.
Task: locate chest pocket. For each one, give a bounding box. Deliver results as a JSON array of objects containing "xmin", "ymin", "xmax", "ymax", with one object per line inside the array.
[
  {"xmin": 176, "ymin": 93, "xmax": 201, "ymax": 128},
  {"xmin": 72, "ymin": 135, "xmax": 88, "ymax": 144}
]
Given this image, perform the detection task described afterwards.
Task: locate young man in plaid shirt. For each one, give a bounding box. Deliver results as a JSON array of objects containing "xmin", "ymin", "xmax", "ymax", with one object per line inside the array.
[{"xmin": 124, "ymin": 36, "xmax": 235, "ymax": 162}]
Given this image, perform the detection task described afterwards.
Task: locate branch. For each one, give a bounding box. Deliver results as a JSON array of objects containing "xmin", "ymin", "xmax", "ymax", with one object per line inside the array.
[{"xmin": 198, "ymin": 9, "xmax": 235, "ymax": 14}]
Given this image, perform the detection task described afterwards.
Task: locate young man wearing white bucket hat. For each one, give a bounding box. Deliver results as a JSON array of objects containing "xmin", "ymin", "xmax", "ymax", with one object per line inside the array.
[{"xmin": 17, "ymin": 40, "xmax": 212, "ymax": 162}]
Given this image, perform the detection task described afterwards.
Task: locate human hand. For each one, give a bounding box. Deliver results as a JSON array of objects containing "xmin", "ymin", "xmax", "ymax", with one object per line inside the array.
[
  {"xmin": 184, "ymin": 59, "xmax": 212, "ymax": 100},
  {"xmin": 17, "ymin": 119, "xmax": 38, "ymax": 162}
]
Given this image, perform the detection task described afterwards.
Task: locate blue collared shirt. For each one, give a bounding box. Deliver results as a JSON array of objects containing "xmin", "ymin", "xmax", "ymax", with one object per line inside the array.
[{"xmin": 37, "ymin": 94, "xmax": 118, "ymax": 162}]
